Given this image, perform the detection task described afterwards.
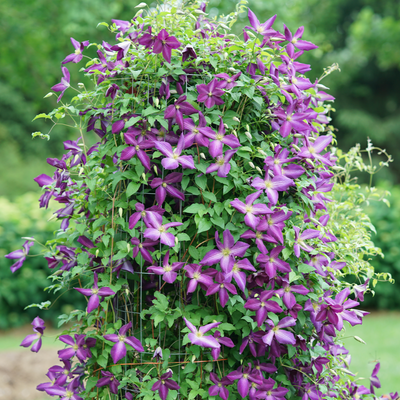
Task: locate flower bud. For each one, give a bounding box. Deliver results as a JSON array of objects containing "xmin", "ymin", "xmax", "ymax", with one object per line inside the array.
[
  {"xmin": 79, "ymin": 167, "xmax": 85, "ymax": 176},
  {"xmin": 256, "ymin": 166, "xmax": 263, "ymax": 174},
  {"xmin": 200, "ymin": 153, "xmax": 206, "ymax": 159},
  {"xmin": 249, "ymin": 162, "xmax": 255, "ymax": 168},
  {"xmin": 245, "ymin": 131, "xmax": 252, "ymax": 140},
  {"xmin": 228, "ymin": 67, "xmax": 237, "ymax": 73},
  {"xmin": 142, "ymin": 173, "xmax": 146, "ymax": 181},
  {"xmin": 220, "ymin": 23, "xmax": 230, "ymax": 30},
  {"xmin": 175, "ymin": 236, "xmax": 179, "ymax": 246},
  {"xmin": 246, "ymin": 124, "xmax": 250, "ymax": 132},
  {"xmin": 233, "ymin": 117, "xmax": 240, "ymax": 122},
  {"xmin": 291, "ymin": 144, "xmax": 301, "ymax": 152},
  {"xmin": 135, "ymin": 2, "xmax": 147, "ymax": 8},
  {"xmin": 77, "ymin": 83, "xmax": 85, "ymax": 89},
  {"xmin": 294, "ymin": 133, "xmax": 303, "ymax": 138},
  {"xmin": 258, "ymin": 149, "xmax": 267, "ymax": 157},
  {"xmin": 246, "ymin": 31, "xmax": 256, "ymax": 38},
  {"xmin": 153, "ymin": 165, "xmax": 158, "ymax": 175},
  {"xmin": 154, "ymin": 97, "xmax": 159, "ymax": 107},
  {"xmin": 308, "ymin": 136, "xmax": 316, "ymax": 142},
  {"xmin": 232, "ymin": 130, "xmax": 238, "ymax": 137},
  {"xmin": 224, "ymin": 123, "xmax": 229, "ymax": 129},
  {"xmin": 119, "ymin": 208, "xmax": 123, "ymax": 218},
  {"xmin": 127, "ymin": 243, "xmax": 131, "ymax": 253},
  {"xmin": 95, "ymin": 249, "xmax": 99, "ymax": 258}
]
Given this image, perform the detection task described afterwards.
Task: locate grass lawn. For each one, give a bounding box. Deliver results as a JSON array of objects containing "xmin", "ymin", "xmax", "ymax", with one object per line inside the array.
[{"xmin": 343, "ymin": 311, "xmax": 400, "ymax": 396}]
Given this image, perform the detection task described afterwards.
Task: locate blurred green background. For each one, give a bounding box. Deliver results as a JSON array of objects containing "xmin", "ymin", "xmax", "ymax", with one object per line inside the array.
[{"xmin": 0, "ymin": 0, "xmax": 399, "ymax": 395}]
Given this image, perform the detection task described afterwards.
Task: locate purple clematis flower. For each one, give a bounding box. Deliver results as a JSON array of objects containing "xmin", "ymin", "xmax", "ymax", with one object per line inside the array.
[
  {"xmin": 206, "ymin": 149, "xmax": 237, "ymax": 178},
  {"xmin": 206, "ymin": 272, "xmax": 237, "ymax": 308},
  {"xmin": 244, "ymin": 290, "xmax": 283, "ymax": 327},
  {"xmin": 227, "ymin": 364, "xmax": 263, "ymax": 399},
  {"xmin": 370, "ymin": 362, "xmax": 381, "ymax": 394},
  {"xmin": 143, "ymin": 213, "xmax": 182, "ymax": 247},
  {"xmin": 105, "ymin": 83, "xmax": 120, "ymax": 100},
  {"xmin": 215, "ymin": 71, "xmax": 242, "ymax": 90},
  {"xmin": 154, "ymin": 134, "xmax": 195, "ymax": 170},
  {"xmin": 151, "ymin": 370, "xmax": 180, "ymax": 400},
  {"xmin": 164, "ymin": 95, "xmax": 198, "ymax": 130},
  {"xmin": 240, "ymin": 331, "xmax": 265, "ymax": 357},
  {"xmin": 262, "ymin": 316, "xmax": 297, "ymax": 346},
  {"xmin": 275, "ymin": 280, "xmax": 309, "ymax": 309},
  {"xmin": 147, "ymin": 251, "xmax": 184, "ymax": 283},
  {"xmin": 152, "ymin": 29, "xmax": 181, "ymax": 63},
  {"xmin": 293, "ymin": 227, "xmax": 320, "ymax": 257},
  {"xmin": 228, "ymin": 258, "xmax": 256, "ymax": 292},
  {"xmin": 131, "ymin": 237, "xmax": 158, "ymax": 263},
  {"xmin": 231, "ymin": 190, "xmax": 272, "ymax": 230},
  {"xmin": 183, "ymin": 317, "xmax": 221, "ymax": 349},
  {"xmin": 255, "ymin": 378, "xmax": 289, "ymax": 400},
  {"xmin": 104, "ymin": 321, "xmax": 144, "ymax": 364},
  {"xmin": 74, "ymin": 273, "xmax": 115, "ymax": 313},
  {"xmin": 58, "ymin": 334, "xmax": 96, "ymax": 362},
  {"xmin": 5, "ymin": 239, "xmax": 34, "ymax": 273},
  {"xmin": 196, "ymin": 78, "xmax": 225, "ymax": 108},
  {"xmin": 246, "ymin": 9, "xmax": 277, "ymax": 35},
  {"xmin": 96, "ymin": 371, "xmax": 120, "ymax": 395},
  {"xmin": 284, "ymin": 24, "xmax": 318, "ymax": 53},
  {"xmin": 211, "ymin": 331, "xmax": 235, "ymax": 360},
  {"xmin": 62, "ymin": 37, "xmax": 89, "ymax": 64},
  {"xmin": 51, "ymin": 67, "xmax": 70, "ymax": 103},
  {"xmin": 256, "ymin": 246, "xmax": 291, "ymax": 278},
  {"xmin": 47, "ymin": 377, "xmax": 83, "ymax": 400},
  {"xmin": 184, "ymin": 264, "xmax": 214, "ymax": 293},
  {"xmin": 257, "ymin": 209, "xmax": 292, "ymax": 244},
  {"xmin": 121, "ymin": 132, "xmax": 154, "ymax": 170},
  {"xmin": 251, "ymin": 170, "xmax": 294, "ymax": 205},
  {"xmin": 20, "ymin": 316, "xmax": 46, "ymax": 353},
  {"xmin": 209, "ymin": 372, "xmax": 231, "ymax": 400},
  {"xmin": 128, "ymin": 203, "xmax": 164, "ymax": 230},
  {"xmin": 202, "ymin": 116, "xmax": 240, "ymax": 158},
  {"xmin": 201, "ymin": 229, "xmax": 250, "ymax": 274},
  {"xmin": 182, "ymin": 112, "xmax": 214, "ymax": 148},
  {"xmin": 150, "ymin": 172, "xmax": 185, "ymax": 205},
  {"xmin": 298, "ymin": 135, "xmax": 333, "ymax": 165}
]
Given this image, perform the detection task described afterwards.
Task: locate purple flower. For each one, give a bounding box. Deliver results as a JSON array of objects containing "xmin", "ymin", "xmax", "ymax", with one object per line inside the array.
[
  {"xmin": 128, "ymin": 202, "xmax": 164, "ymax": 230},
  {"xmin": 104, "ymin": 321, "xmax": 144, "ymax": 364},
  {"xmin": 244, "ymin": 290, "xmax": 283, "ymax": 327},
  {"xmin": 293, "ymin": 227, "xmax": 320, "ymax": 257},
  {"xmin": 255, "ymin": 378, "xmax": 289, "ymax": 400},
  {"xmin": 297, "ymin": 136, "xmax": 333, "ymax": 165},
  {"xmin": 246, "ymin": 9, "xmax": 277, "ymax": 35},
  {"xmin": 183, "ymin": 317, "xmax": 221, "ymax": 349},
  {"xmin": 58, "ymin": 334, "xmax": 96, "ymax": 362},
  {"xmin": 154, "ymin": 134, "xmax": 195, "ymax": 170},
  {"xmin": 206, "ymin": 149, "xmax": 237, "ymax": 178},
  {"xmin": 47, "ymin": 378, "xmax": 83, "ymax": 400},
  {"xmin": 147, "ymin": 251, "xmax": 184, "ymax": 283},
  {"xmin": 202, "ymin": 116, "xmax": 240, "ymax": 158},
  {"xmin": 150, "ymin": 172, "xmax": 185, "ymax": 205},
  {"xmin": 256, "ymin": 246, "xmax": 291, "ymax": 278},
  {"xmin": 182, "ymin": 112, "xmax": 214, "ymax": 148},
  {"xmin": 196, "ymin": 78, "xmax": 225, "ymax": 108},
  {"xmin": 96, "ymin": 371, "xmax": 120, "ymax": 394},
  {"xmin": 206, "ymin": 272, "xmax": 237, "ymax": 308},
  {"xmin": 275, "ymin": 281, "xmax": 309, "ymax": 309},
  {"xmin": 131, "ymin": 237, "xmax": 157, "ymax": 263},
  {"xmin": 211, "ymin": 331, "xmax": 235, "ymax": 360},
  {"xmin": 215, "ymin": 71, "xmax": 242, "ymax": 90},
  {"xmin": 5, "ymin": 239, "xmax": 34, "ymax": 273},
  {"xmin": 164, "ymin": 95, "xmax": 198, "ymax": 130},
  {"xmin": 62, "ymin": 37, "xmax": 89, "ymax": 64},
  {"xmin": 153, "ymin": 29, "xmax": 181, "ymax": 63},
  {"xmin": 74, "ymin": 273, "xmax": 115, "ymax": 313},
  {"xmin": 121, "ymin": 133, "xmax": 154, "ymax": 170},
  {"xmin": 257, "ymin": 209, "xmax": 292, "ymax": 244},
  {"xmin": 227, "ymin": 364, "xmax": 263, "ymax": 399},
  {"xmin": 231, "ymin": 190, "xmax": 272, "ymax": 230},
  {"xmin": 151, "ymin": 370, "xmax": 180, "ymax": 400},
  {"xmin": 184, "ymin": 264, "xmax": 214, "ymax": 293},
  {"xmin": 143, "ymin": 213, "xmax": 183, "ymax": 247},
  {"xmin": 51, "ymin": 67, "xmax": 70, "ymax": 103},
  {"xmin": 262, "ymin": 316, "xmax": 297, "ymax": 346},
  {"xmin": 370, "ymin": 362, "xmax": 381, "ymax": 394},
  {"xmin": 201, "ymin": 230, "xmax": 250, "ymax": 274},
  {"xmin": 284, "ymin": 24, "xmax": 318, "ymax": 53},
  {"xmin": 20, "ymin": 316, "xmax": 46, "ymax": 353},
  {"xmin": 209, "ymin": 372, "xmax": 231, "ymax": 400},
  {"xmin": 251, "ymin": 171, "xmax": 294, "ymax": 205}
]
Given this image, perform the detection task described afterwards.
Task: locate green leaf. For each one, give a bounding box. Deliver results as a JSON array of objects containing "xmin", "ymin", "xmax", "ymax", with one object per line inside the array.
[
  {"xmin": 198, "ymin": 218, "xmax": 212, "ymax": 234},
  {"xmin": 195, "ymin": 174, "xmax": 207, "ymax": 190},
  {"xmin": 202, "ymin": 191, "xmax": 217, "ymax": 202},
  {"xmin": 210, "ymin": 215, "xmax": 225, "ymax": 229},
  {"xmin": 126, "ymin": 182, "xmax": 141, "ymax": 198},
  {"xmin": 298, "ymin": 263, "xmax": 315, "ymax": 273},
  {"xmin": 97, "ymin": 355, "xmax": 108, "ymax": 369},
  {"xmin": 184, "ymin": 204, "xmax": 206, "ymax": 214},
  {"xmin": 243, "ymin": 86, "xmax": 255, "ymax": 99},
  {"xmin": 177, "ymin": 233, "xmax": 191, "ymax": 241}
]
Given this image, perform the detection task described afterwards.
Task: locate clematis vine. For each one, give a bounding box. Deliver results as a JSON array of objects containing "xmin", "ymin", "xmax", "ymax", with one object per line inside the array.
[
  {"xmin": 51, "ymin": 67, "xmax": 70, "ymax": 102},
  {"xmin": 5, "ymin": 239, "xmax": 34, "ymax": 273},
  {"xmin": 143, "ymin": 213, "xmax": 183, "ymax": 247},
  {"xmin": 183, "ymin": 317, "xmax": 221, "ymax": 349}
]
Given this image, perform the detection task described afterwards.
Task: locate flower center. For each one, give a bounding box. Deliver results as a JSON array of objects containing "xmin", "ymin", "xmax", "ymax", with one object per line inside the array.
[
  {"xmin": 158, "ymin": 226, "xmax": 166, "ymax": 233},
  {"xmin": 135, "ymin": 145, "xmax": 140, "ymax": 150},
  {"xmin": 92, "ymin": 288, "xmax": 99, "ymax": 295},
  {"xmin": 73, "ymin": 344, "xmax": 79, "ymax": 351},
  {"xmin": 172, "ymin": 152, "xmax": 179, "ymax": 159},
  {"xmin": 257, "ymin": 26, "xmax": 263, "ymax": 33},
  {"xmin": 193, "ymin": 272, "xmax": 200, "ymax": 280},
  {"xmin": 195, "ymin": 331, "xmax": 203, "ymax": 338},
  {"xmin": 217, "ymin": 158, "xmax": 225, "ymax": 166},
  {"xmin": 292, "ymin": 77, "xmax": 298, "ymax": 84},
  {"xmin": 245, "ymin": 205, "xmax": 253, "ymax": 213},
  {"xmin": 261, "ymin": 302, "xmax": 265, "ymax": 307},
  {"xmin": 267, "ymin": 391, "xmax": 272, "ymax": 396},
  {"xmin": 218, "ymin": 382, "xmax": 222, "ymax": 387},
  {"xmin": 221, "ymin": 248, "xmax": 231, "ymax": 256},
  {"xmin": 162, "ymin": 380, "xmax": 165, "ymax": 384},
  {"xmin": 286, "ymin": 115, "xmax": 292, "ymax": 122},
  {"xmin": 274, "ymin": 159, "xmax": 280, "ymax": 165},
  {"xmin": 309, "ymin": 146, "xmax": 316, "ymax": 154},
  {"xmin": 227, "ymin": 79, "xmax": 232, "ymax": 83},
  {"xmin": 270, "ymin": 257, "xmax": 275, "ymax": 263},
  {"xmin": 164, "ymin": 265, "xmax": 172, "ymax": 272},
  {"xmin": 141, "ymin": 211, "xmax": 146, "ymax": 217},
  {"xmin": 162, "ymin": 183, "xmax": 167, "ymax": 187},
  {"xmin": 138, "ymin": 243, "xmax": 143, "ymax": 248},
  {"xmin": 208, "ymin": 92, "xmax": 213, "ymax": 97},
  {"xmin": 255, "ymin": 232, "xmax": 262, "ymax": 239},
  {"xmin": 216, "ymin": 134, "xmax": 224, "ymax": 141},
  {"xmin": 193, "ymin": 128, "xmax": 199, "ymax": 134},
  {"xmin": 74, "ymin": 49, "xmax": 81, "ymax": 55},
  {"xmin": 220, "ymin": 283, "xmax": 224, "ymax": 288},
  {"xmin": 243, "ymin": 373, "xmax": 249, "ymax": 379},
  {"xmin": 118, "ymin": 335, "xmax": 126, "ymax": 342},
  {"xmin": 232, "ymin": 265, "xmax": 239, "ymax": 273},
  {"xmin": 284, "ymin": 286, "xmax": 291, "ymax": 292},
  {"xmin": 272, "ymin": 326, "xmax": 279, "ymax": 332},
  {"xmin": 264, "ymin": 181, "xmax": 273, "ymax": 189},
  {"xmin": 66, "ymin": 390, "xmax": 74, "ymax": 399}
]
